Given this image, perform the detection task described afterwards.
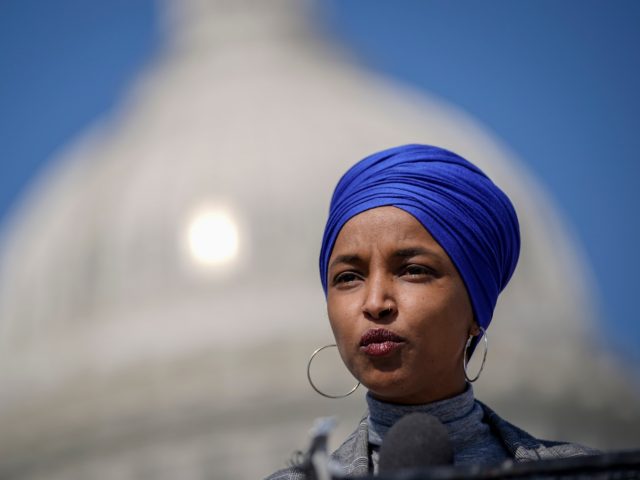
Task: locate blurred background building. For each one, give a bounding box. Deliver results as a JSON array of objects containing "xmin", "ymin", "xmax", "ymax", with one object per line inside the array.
[{"xmin": 0, "ymin": 1, "xmax": 639, "ymax": 479}]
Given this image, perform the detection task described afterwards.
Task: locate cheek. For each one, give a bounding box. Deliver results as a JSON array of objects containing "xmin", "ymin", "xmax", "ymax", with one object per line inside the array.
[
  {"xmin": 327, "ymin": 295, "xmax": 362, "ymax": 363},
  {"xmin": 404, "ymin": 287, "xmax": 471, "ymax": 342},
  {"xmin": 326, "ymin": 313, "xmax": 342, "ymax": 344},
  {"xmin": 326, "ymin": 296, "xmax": 351, "ymax": 343},
  {"xmin": 449, "ymin": 285, "xmax": 474, "ymax": 329}
]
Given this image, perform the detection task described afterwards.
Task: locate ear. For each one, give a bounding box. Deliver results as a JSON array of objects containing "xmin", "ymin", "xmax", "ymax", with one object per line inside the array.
[{"xmin": 469, "ymin": 322, "xmax": 481, "ymax": 337}]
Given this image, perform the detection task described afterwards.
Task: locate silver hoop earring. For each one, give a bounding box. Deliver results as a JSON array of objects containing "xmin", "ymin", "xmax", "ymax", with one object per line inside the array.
[
  {"xmin": 307, "ymin": 344, "xmax": 360, "ymax": 399},
  {"xmin": 463, "ymin": 327, "xmax": 488, "ymax": 383}
]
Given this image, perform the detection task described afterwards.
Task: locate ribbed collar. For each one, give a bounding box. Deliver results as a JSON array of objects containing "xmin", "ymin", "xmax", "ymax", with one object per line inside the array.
[{"xmin": 366, "ymin": 384, "xmax": 477, "ymax": 447}]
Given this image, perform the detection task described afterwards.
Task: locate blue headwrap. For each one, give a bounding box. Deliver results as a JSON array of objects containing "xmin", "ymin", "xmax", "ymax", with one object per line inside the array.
[{"xmin": 319, "ymin": 144, "xmax": 520, "ymax": 339}]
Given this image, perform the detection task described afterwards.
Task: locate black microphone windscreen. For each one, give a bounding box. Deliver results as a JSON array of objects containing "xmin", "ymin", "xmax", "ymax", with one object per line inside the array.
[{"xmin": 378, "ymin": 412, "xmax": 454, "ymax": 474}]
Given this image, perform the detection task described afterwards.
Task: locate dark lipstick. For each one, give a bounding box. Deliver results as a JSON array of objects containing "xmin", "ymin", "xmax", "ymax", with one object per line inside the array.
[{"xmin": 359, "ymin": 328, "xmax": 405, "ymax": 357}]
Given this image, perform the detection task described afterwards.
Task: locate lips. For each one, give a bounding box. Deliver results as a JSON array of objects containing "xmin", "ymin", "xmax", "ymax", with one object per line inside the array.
[{"xmin": 359, "ymin": 328, "xmax": 406, "ymax": 356}]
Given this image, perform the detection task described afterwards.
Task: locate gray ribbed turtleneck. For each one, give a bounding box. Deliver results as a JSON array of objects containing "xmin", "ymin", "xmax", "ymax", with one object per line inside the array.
[{"xmin": 366, "ymin": 385, "xmax": 509, "ymax": 470}]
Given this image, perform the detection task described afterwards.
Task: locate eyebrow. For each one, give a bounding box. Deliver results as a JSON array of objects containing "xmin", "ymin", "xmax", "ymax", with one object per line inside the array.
[
  {"xmin": 329, "ymin": 254, "xmax": 362, "ymax": 270},
  {"xmin": 392, "ymin": 247, "xmax": 440, "ymax": 260},
  {"xmin": 329, "ymin": 247, "xmax": 441, "ymax": 270}
]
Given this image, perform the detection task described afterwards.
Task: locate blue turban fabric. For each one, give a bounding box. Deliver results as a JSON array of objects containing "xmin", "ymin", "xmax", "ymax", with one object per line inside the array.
[{"xmin": 319, "ymin": 144, "xmax": 520, "ymax": 340}]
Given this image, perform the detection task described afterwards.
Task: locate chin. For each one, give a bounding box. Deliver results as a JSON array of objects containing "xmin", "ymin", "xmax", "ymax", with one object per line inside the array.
[{"xmin": 361, "ymin": 373, "xmax": 415, "ymax": 402}]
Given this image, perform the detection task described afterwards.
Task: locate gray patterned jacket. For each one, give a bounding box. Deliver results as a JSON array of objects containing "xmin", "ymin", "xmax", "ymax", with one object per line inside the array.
[{"xmin": 264, "ymin": 401, "xmax": 598, "ymax": 479}]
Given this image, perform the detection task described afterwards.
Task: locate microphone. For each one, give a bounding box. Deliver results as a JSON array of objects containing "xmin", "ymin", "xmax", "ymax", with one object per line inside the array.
[
  {"xmin": 292, "ymin": 417, "xmax": 345, "ymax": 480},
  {"xmin": 378, "ymin": 412, "xmax": 454, "ymax": 474}
]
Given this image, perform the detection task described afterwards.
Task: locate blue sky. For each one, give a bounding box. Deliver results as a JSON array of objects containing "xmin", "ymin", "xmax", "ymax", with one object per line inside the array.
[
  {"xmin": 0, "ymin": 0, "xmax": 161, "ymax": 221},
  {"xmin": 1, "ymin": 0, "xmax": 639, "ymax": 365}
]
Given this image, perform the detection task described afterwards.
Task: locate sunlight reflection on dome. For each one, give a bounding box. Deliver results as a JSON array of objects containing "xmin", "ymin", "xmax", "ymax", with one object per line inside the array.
[{"xmin": 186, "ymin": 207, "xmax": 239, "ymax": 267}]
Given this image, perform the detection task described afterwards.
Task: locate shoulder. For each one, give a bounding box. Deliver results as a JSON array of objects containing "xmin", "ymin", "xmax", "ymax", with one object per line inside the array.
[
  {"xmin": 477, "ymin": 400, "xmax": 600, "ymax": 462},
  {"xmin": 330, "ymin": 415, "xmax": 371, "ymax": 475},
  {"xmin": 263, "ymin": 416, "xmax": 371, "ymax": 480},
  {"xmin": 263, "ymin": 468, "xmax": 303, "ymax": 480},
  {"xmin": 263, "ymin": 467, "xmax": 306, "ymax": 480}
]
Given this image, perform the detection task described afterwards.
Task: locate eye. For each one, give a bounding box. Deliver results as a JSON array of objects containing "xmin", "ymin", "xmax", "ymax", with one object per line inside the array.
[
  {"xmin": 333, "ymin": 271, "xmax": 362, "ymax": 287},
  {"xmin": 402, "ymin": 264, "xmax": 436, "ymax": 279}
]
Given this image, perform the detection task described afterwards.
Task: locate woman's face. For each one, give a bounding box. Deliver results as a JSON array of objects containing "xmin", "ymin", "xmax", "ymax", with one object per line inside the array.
[{"xmin": 327, "ymin": 206, "xmax": 477, "ymax": 404}]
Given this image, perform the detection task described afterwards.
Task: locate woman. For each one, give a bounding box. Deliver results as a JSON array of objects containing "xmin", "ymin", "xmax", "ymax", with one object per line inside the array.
[{"xmin": 266, "ymin": 144, "xmax": 596, "ymax": 479}]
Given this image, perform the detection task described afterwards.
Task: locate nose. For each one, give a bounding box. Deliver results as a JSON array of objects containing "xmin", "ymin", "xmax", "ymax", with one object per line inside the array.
[{"xmin": 362, "ymin": 271, "xmax": 396, "ymax": 321}]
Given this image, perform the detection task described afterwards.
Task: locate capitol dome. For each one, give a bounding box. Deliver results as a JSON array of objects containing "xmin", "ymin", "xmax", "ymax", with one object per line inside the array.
[{"xmin": 0, "ymin": 1, "xmax": 636, "ymax": 479}]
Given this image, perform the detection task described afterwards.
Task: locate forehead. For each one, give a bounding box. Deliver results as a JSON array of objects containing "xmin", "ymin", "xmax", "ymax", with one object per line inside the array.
[{"xmin": 331, "ymin": 206, "xmax": 442, "ymax": 254}]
